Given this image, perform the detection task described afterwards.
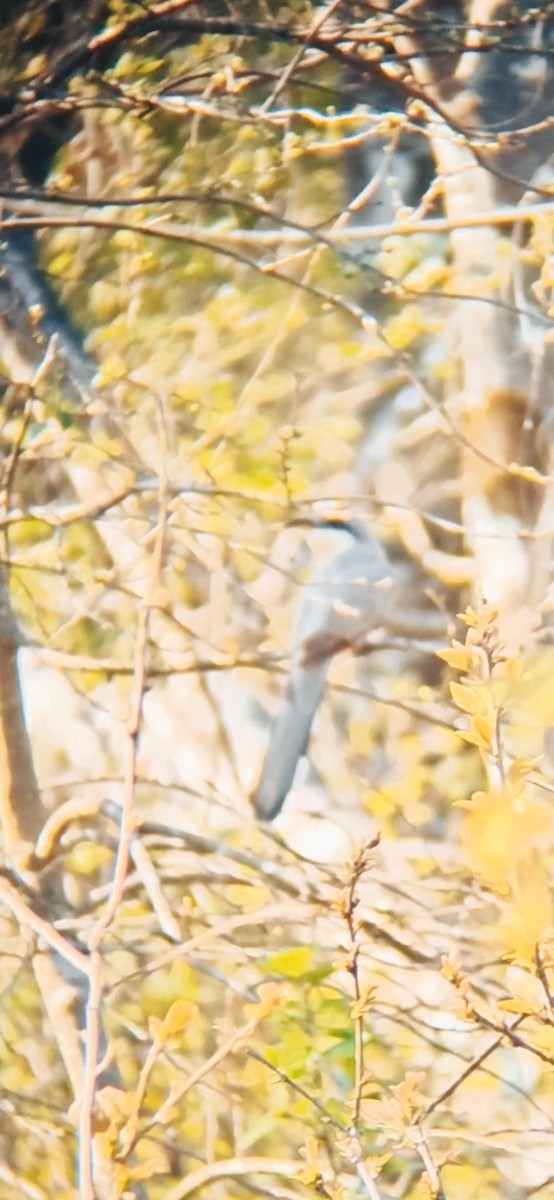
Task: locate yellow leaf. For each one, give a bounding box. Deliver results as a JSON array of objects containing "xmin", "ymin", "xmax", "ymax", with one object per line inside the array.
[
  {"xmin": 384, "ymin": 303, "xmax": 425, "ymax": 350},
  {"xmin": 66, "ymin": 841, "xmax": 112, "ymax": 875},
  {"xmin": 461, "ymin": 786, "xmax": 550, "ymax": 889},
  {"xmin": 95, "ymin": 353, "xmax": 128, "ymax": 385},
  {"xmin": 390, "ymin": 1071, "xmax": 426, "ymax": 1122},
  {"xmin": 528, "ymin": 1025, "xmax": 554, "ymax": 1057},
  {"xmin": 360, "ymin": 1097, "xmax": 402, "ymax": 1132},
  {"xmin": 89, "ymin": 281, "xmax": 120, "ymax": 320},
  {"xmin": 158, "ymin": 1000, "xmax": 195, "ymax": 1041},
  {"xmin": 364, "ymin": 1152, "xmax": 392, "ymax": 1176},
  {"xmin": 472, "ymin": 714, "xmax": 494, "ymax": 747},
  {"xmin": 508, "ymin": 756, "xmax": 543, "ymax": 787},
  {"xmin": 497, "ymin": 997, "xmax": 537, "ymax": 1016},
  {"xmin": 498, "ymin": 861, "xmax": 552, "ymax": 960},
  {"xmin": 458, "ymin": 729, "xmax": 490, "ymax": 749},
  {"xmin": 228, "ymin": 882, "xmax": 272, "ymax": 911},
  {"xmin": 298, "ymin": 1135, "xmax": 320, "ymax": 1185},
  {"xmin": 351, "ymin": 987, "xmax": 377, "ymax": 1019},
  {"xmin": 437, "ymin": 643, "xmax": 472, "ymax": 671},
  {"xmin": 504, "ymin": 656, "xmax": 524, "ymax": 683},
  {"xmin": 244, "ymin": 981, "xmax": 284, "ymax": 1020},
  {"xmin": 458, "ymin": 603, "xmax": 499, "ymax": 630},
  {"xmin": 47, "ymin": 251, "xmax": 75, "ymax": 277},
  {"xmin": 265, "ymin": 946, "xmax": 313, "ymax": 978},
  {"xmin": 450, "ymin": 681, "xmax": 491, "ymax": 716},
  {"xmin": 96, "ymin": 1086, "xmax": 135, "ymax": 1128},
  {"xmin": 441, "ymin": 957, "xmax": 469, "ymax": 994}
]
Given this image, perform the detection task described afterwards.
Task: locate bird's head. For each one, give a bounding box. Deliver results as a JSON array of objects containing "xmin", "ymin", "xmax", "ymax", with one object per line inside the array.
[{"xmin": 288, "ymin": 513, "xmax": 369, "ymax": 542}]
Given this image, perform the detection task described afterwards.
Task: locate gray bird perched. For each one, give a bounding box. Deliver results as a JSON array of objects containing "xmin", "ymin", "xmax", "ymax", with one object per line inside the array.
[{"xmin": 253, "ymin": 518, "xmax": 402, "ymax": 821}]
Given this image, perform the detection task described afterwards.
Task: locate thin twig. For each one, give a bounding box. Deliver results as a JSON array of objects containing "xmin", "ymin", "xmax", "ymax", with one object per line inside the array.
[
  {"xmin": 78, "ymin": 430, "xmax": 169, "ymax": 1198},
  {"xmin": 422, "ymin": 1021, "xmax": 526, "ymax": 1119},
  {"xmin": 163, "ymin": 1155, "xmax": 301, "ymax": 1200},
  {"xmin": 0, "ymin": 876, "xmax": 89, "ymax": 975},
  {"xmin": 247, "ymin": 1048, "xmax": 346, "ymax": 1131}
]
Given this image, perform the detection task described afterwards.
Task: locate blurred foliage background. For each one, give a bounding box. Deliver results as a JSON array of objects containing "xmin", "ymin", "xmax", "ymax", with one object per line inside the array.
[{"xmin": 1, "ymin": 2, "xmax": 554, "ymax": 1198}]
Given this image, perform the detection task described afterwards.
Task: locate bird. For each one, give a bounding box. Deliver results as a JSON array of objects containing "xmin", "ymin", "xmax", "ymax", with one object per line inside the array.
[{"xmin": 253, "ymin": 517, "xmax": 403, "ymax": 821}]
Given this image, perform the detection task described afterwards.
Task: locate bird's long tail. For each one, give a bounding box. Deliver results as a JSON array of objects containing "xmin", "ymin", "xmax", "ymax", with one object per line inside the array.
[{"xmin": 253, "ymin": 659, "xmax": 328, "ymax": 820}]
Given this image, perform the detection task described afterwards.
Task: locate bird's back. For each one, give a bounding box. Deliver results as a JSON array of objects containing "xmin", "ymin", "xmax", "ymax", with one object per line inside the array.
[{"xmin": 293, "ymin": 529, "xmax": 395, "ymax": 655}]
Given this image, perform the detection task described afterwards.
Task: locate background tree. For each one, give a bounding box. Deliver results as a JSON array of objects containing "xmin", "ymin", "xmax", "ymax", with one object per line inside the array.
[{"xmin": 2, "ymin": 3, "xmax": 554, "ymax": 1199}]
